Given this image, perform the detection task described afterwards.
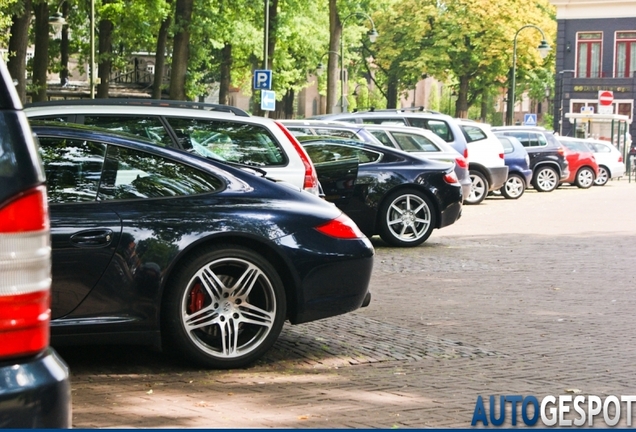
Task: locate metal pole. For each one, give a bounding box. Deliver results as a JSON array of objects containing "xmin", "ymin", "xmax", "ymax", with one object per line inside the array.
[
  {"xmin": 90, "ymin": 0, "xmax": 95, "ymax": 98},
  {"xmin": 340, "ymin": 28, "xmax": 345, "ymax": 113},
  {"xmin": 263, "ymin": 0, "xmax": 269, "ymax": 117}
]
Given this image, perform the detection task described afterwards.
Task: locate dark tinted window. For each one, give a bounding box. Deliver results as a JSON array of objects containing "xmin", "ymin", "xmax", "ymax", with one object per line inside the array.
[
  {"xmin": 98, "ymin": 146, "xmax": 223, "ymax": 200},
  {"xmin": 303, "ymin": 142, "xmax": 381, "ymax": 164},
  {"xmin": 83, "ymin": 115, "xmax": 173, "ymax": 147},
  {"xmin": 165, "ymin": 117, "xmax": 286, "ymax": 167},
  {"xmin": 38, "ymin": 137, "xmax": 106, "ymax": 203},
  {"xmin": 503, "ymin": 131, "xmax": 546, "ymax": 147},
  {"xmin": 313, "ymin": 128, "xmax": 358, "ymax": 139},
  {"xmin": 408, "ymin": 118, "xmax": 453, "ymax": 142}
]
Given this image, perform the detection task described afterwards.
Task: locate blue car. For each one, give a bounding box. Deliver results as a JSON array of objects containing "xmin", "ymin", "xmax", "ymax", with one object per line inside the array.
[{"xmin": 496, "ymin": 135, "xmax": 533, "ymax": 199}]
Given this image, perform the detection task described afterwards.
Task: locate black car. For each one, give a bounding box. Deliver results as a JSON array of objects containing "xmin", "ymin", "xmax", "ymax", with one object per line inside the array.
[
  {"xmin": 491, "ymin": 126, "xmax": 570, "ymax": 192},
  {"xmin": 0, "ymin": 63, "xmax": 71, "ymax": 426},
  {"xmin": 298, "ymin": 136, "xmax": 463, "ymax": 247},
  {"xmin": 30, "ymin": 122, "xmax": 374, "ymax": 369}
]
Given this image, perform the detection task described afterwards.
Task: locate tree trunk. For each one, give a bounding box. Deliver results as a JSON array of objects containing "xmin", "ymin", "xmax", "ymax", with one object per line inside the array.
[
  {"xmin": 386, "ymin": 75, "xmax": 398, "ymax": 109},
  {"xmin": 59, "ymin": 1, "xmax": 69, "ymax": 85},
  {"xmin": 480, "ymin": 94, "xmax": 488, "ymax": 123},
  {"xmin": 97, "ymin": 16, "xmax": 113, "ymax": 98},
  {"xmin": 169, "ymin": 0, "xmax": 194, "ymax": 100},
  {"xmin": 455, "ymin": 75, "xmax": 469, "ymax": 118},
  {"xmin": 265, "ymin": 0, "xmax": 278, "ymax": 70},
  {"xmin": 32, "ymin": 1, "xmax": 50, "ymax": 102},
  {"xmin": 327, "ymin": 0, "xmax": 341, "ymax": 113},
  {"xmin": 152, "ymin": 14, "xmax": 171, "ymax": 99},
  {"xmin": 7, "ymin": 0, "xmax": 32, "ymax": 103},
  {"xmin": 218, "ymin": 43, "xmax": 232, "ymax": 105}
]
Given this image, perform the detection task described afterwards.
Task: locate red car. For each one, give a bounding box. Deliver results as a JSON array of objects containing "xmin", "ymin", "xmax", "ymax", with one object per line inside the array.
[{"xmin": 558, "ymin": 139, "xmax": 599, "ymax": 189}]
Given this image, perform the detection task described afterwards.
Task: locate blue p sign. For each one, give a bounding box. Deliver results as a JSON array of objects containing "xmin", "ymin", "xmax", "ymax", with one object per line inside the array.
[{"xmin": 253, "ymin": 70, "xmax": 272, "ymax": 90}]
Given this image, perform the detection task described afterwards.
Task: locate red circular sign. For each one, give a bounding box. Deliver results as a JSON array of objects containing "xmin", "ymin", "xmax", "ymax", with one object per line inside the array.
[{"xmin": 599, "ymin": 91, "xmax": 614, "ymax": 106}]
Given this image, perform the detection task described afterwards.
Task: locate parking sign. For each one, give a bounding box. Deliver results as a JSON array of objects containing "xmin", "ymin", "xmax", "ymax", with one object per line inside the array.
[{"xmin": 253, "ymin": 70, "xmax": 272, "ymax": 90}]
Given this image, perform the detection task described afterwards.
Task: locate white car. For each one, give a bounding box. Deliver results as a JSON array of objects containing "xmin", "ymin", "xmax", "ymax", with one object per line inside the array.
[
  {"xmin": 563, "ymin": 137, "xmax": 625, "ymax": 186},
  {"xmin": 25, "ymin": 99, "xmax": 321, "ymax": 196},
  {"xmin": 455, "ymin": 119, "xmax": 509, "ymax": 204}
]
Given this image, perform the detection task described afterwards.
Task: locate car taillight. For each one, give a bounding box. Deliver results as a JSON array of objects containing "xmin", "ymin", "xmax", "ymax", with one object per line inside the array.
[
  {"xmin": 463, "ymin": 148, "xmax": 469, "ymax": 159},
  {"xmin": 557, "ymin": 147, "xmax": 565, "ymax": 156},
  {"xmin": 455, "ymin": 156, "xmax": 468, "ymax": 169},
  {"xmin": 315, "ymin": 214, "xmax": 365, "ymax": 239},
  {"xmin": 274, "ymin": 121, "xmax": 321, "ymax": 196},
  {"xmin": 443, "ymin": 170, "xmax": 459, "ymax": 184},
  {"xmin": 0, "ymin": 186, "xmax": 51, "ymax": 358},
  {"xmin": 618, "ymin": 155, "xmax": 623, "ymax": 163},
  {"xmin": 499, "ymin": 153, "xmax": 504, "ymax": 159}
]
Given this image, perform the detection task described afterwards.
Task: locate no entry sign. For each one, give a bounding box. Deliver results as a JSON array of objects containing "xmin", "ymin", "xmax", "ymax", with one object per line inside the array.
[{"xmin": 598, "ymin": 90, "xmax": 614, "ymax": 106}]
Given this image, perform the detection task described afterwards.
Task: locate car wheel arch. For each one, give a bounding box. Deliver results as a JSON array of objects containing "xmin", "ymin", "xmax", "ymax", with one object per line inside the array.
[
  {"xmin": 533, "ymin": 161, "xmax": 562, "ymax": 177},
  {"xmin": 160, "ymin": 234, "xmax": 299, "ymax": 326},
  {"xmin": 467, "ymin": 163, "xmax": 492, "ymax": 184}
]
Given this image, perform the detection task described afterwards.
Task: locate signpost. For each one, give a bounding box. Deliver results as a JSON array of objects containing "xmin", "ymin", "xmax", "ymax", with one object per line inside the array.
[
  {"xmin": 598, "ymin": 90, "xmax": 614, "ymax": 114},
  {"xmin": 523, "ymin": 113, "xmax": 537, "ymax": 126},
  {"xmin": 253, "ymin": 70, "xmax": 272, "ymax": 90}
]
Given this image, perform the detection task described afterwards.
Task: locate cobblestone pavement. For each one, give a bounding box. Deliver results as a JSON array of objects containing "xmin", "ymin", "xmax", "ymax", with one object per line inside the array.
[{"xmin": 56, "ymin": 180, "xmax": 636, "ymax": 428}]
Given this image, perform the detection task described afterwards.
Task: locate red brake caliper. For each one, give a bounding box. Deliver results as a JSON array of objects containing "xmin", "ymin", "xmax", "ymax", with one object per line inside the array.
[{"xmin": 188, "ymin": 283, "xmax": 205, "ymax": 314}]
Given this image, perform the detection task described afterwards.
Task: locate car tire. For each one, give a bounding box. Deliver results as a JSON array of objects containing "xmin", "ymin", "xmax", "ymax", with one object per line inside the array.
[
  {"xmin": 500, "ymin": 173, "xmax": 525, "ymax": 199},
  {"xmin": 532, "ymin": 166, "xmax": 559, "ymax": 192},
  {"xmin": 574, "ymin": 167, "xmax": 595, "ymax": 189},
  {"xmin": 594, "ymin": 166, "xmax": 609, "ymax": 186},
  {"xmin": 378, "ymin": 188, "xmax": 436, "ymax": 247},
  {"xmin": 162, "ymin": 245, "xmax": 286, "ymax": 369},
  {"xmin": 465, "ymin": 170, "xmax": 489, "ymax": 205}
]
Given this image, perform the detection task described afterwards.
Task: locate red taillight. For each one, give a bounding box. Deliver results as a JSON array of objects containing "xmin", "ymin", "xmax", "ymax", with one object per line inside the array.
[
  {"xmin": 315, "ymin": 214, "xmax": 365, "ymax": 239},
  {"xmin": 463, "ymin": 148, "xmax": 469, "ymax": 159},
  {"xmin": 455, "ymin": 156, "xmax": 468, "ymax": 169},
  {"xmin": 0, "ymin": 186, "xmax": 51, "ymax": 358},
  {"xmin": 619, "ymin": 155, "xmax": 623, "ymax": 163},
  {"xmin": 443, "ymin": 171, "xmax": 459, "ymax": 184},
  {"xmin": 557, "ymin": 147, "xmax": 565, "ymax": 156},
  {"xmin": 274, "ymin": 121, "xmax": 320, "ymax": 195},
  {"xmin": 499, "ymin": 153, "xmax": 504, "ymax": 159}
]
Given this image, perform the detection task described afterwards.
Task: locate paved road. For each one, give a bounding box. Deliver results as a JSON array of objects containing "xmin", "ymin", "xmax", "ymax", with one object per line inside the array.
[{"xmin": 56, "ymin": 180, "xmax": 636, "ymax": 428}]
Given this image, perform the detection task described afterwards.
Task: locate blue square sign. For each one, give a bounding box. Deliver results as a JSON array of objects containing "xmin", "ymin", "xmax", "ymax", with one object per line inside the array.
[
  {"xmin": 253, "ymin": 70, "xmax": 272, "ymax": 90},
  {"xmin": 261, "ymin": 90, "xmax": 275, "ymax": 111},
  {"xmin": 523, "ymin": 113, "xmax": 537, "ymax": 126}
]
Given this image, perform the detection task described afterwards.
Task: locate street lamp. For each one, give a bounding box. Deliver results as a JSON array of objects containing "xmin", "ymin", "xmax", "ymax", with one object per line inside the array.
[
  {"xmin": 316, "ymin": 51, "xmax": 340, "ymax": 76},
  {"xmin": 340, "ymin": 12, "xmax": 378, "ymax": 113},
  {"xmin": 507, "ymin": 24, "xmax": 551, "ymax": 125}
]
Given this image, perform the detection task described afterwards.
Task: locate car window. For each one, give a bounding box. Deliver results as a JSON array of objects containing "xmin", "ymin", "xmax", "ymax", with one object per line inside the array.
[
  {"xmin": 165, "ymin": 117, "xmax": 286, "ymax": 167},
  {"xmin": 362, "ymin": 118, "xmax": 406, "ymax": 126},
  {"xmin": 461, "ymin": 125, "xmax": 487, "ymax": 143},
  {"xmin": 313, "ymin": 128, "xmax": 358, "ymax": 139},
  {"xmin": 392, "ymin": 132, "xmax": 440, "ymax": 152},
  {"xmin": 562, "ymin": 141, "xmax": 589, "ymax": 152},
  {"xmin": 504, "ymin": 131, "xmax": 546, "ymax": 147},
  {"xmin": 38, "ymin": 136, "xmax": 106, "ymax": 203},
  {"xmin": 407, "ymin": 118, "xmax": 453, "ymax": 143},
  {"xmin": 285, "ymin": 126, "xmax": 315, "ymax": 137},
  {"xmin": 98, "ymin": 146, "xmax": 223, "ymax": 200},
  {"xmin": 369, "ymin": 130, "xmax": 396, "ymax": 148},
  {"xmin": 497, "ymin": 137, "xmax": 515, "ymax": 154},
  {"xmin": 304, "ymin": 142, "xmax": 381, "ymax": 164},
  {"xmin": 589, "ymin": 142, "xmax": 611, "ymax": 153},
  {"xmin": 82, "ymin": 115, "xmax": 173, "ymax": 147}
]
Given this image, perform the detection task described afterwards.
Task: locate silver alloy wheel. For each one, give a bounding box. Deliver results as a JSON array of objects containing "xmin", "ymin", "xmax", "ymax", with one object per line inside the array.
[
  {"xmin": 502, "ymin": 175, "xmax": 525, "ymax": 199},
  {"xmin": 575, "ymin": 167, "xmax": 595, "ymax": 188},
  {"xmin": 467, "ymin": 172, "xmax": 488, "ymax": 204},
  {"xmin": 534, "ymin": 167, "xmax": 558, "ymax": 192},
  {"xmin": 385, "ymin": 193, "xmax": 432, "ymax": 244},
  {"xmin": 594, "ymin": 166, "xmax": 609, "ymax": 186},
  {"xmin": 181, "ymin": 257, "xmax": 277, "ymax": 359}
]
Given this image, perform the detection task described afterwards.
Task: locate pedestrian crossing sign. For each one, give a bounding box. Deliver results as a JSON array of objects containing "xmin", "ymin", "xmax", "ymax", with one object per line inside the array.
[{"xmin": 523, "ymin": 114, "xmax": 537, "ymax": 126}]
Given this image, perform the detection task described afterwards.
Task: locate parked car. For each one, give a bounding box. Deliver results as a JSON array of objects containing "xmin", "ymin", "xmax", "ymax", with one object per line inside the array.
[
  {"xmin": 556, "ymin": 137, "xmax": 599, "ymax": 188},
  {"xmin": 31, "ymin": 122, "xmax": 374, "ymax": 369},
  {"xmin": 297, "ymin": 136, "xmax": 463, "ymax": 247},
  {"xmin": 496, "ymin": 135, "xmax": 533, "ymax": 199},
  {"xmin": 570, "ymin": 138, "xmax": 625, "ymax": 186},
  {"xmin": 282, "ymin": 120, "xmax": 472, "ymax": 202},
  {"xmin": 491, "ymin": 126, "xmax": 570, "ymax": 193},
  {"xmin": 455, "ymin": 120, "xmax": 508, "ymax": 204},
  {"xmin": 0, "ymin": 62, "xmax": 71, "ymax": 427},
  {"xmin": 314, "ymin": 108, "xmax": 470, "ymax": 159},
  {"xmin": 25, "ymin": 99, "xmax": 321, "ymax": 196}
]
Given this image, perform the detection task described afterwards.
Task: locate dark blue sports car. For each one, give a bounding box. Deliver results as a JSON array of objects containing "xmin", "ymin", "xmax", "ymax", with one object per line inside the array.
[
  {"xmin": 298, "ymin": 136, "xmax": 463, "ymax": 247},
  {"xmin": 496, "ymin": 135, "xmax": 533, "ymax": 199},
  {"xmin": 31, "ymin": 122, "xmax": 374, "ymax": 369}
]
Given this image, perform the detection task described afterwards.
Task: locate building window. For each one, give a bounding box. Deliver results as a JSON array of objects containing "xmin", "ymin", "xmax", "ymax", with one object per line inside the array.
[
  {"xmin": 616, "ymin": 31, "xmax": 636, "ymax": 78},
  {"xmin": 577, "ymin": 32, "xmax": 602, "ymax": 78}
]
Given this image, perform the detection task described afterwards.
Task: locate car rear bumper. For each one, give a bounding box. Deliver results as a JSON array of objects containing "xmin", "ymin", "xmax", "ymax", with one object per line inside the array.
[
  {"xmin": 488, "ymin": 166, "xmax": 509, "ymax": 191},
  {"xmin": 0, "ymin": 348, "xmax": 71, "ymax": 428}
]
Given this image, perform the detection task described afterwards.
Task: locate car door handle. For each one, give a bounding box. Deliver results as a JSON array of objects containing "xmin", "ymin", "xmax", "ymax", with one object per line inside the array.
[{"xmin": 70, "ymin": 229, "xmax": 114, "ymax": 247}]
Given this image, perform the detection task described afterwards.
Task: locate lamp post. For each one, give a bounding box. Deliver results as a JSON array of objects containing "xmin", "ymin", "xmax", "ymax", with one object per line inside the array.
[
  {"xmin": 316, "ymin": 51, "xmax": 341, "ymax": 76},
  {"xmin": 90, "ymin": 0, "xmax": 95, "ymax": 98},
  {"xmin": 339, "ymin": 12, "xmax": 378, "ymax": 113},
  {"xmin": 507, "ymin": 24, "xmax": 551, "ymax": 125}
]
